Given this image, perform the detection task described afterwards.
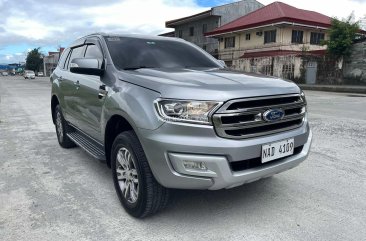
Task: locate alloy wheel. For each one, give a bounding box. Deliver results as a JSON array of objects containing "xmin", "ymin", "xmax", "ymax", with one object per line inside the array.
[{"xmin": 116, "ymin": 147, "xmax": 139, "ymax": 203}]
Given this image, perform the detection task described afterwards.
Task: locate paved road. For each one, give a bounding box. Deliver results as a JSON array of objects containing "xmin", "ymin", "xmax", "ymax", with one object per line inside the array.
[{"xmin": 1, "ymin": 76, "xmax": 365, "ymax": 241}]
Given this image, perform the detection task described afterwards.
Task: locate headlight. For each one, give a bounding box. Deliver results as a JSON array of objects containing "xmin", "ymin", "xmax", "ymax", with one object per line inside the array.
[
  {"xmin": 300, "ymin": 90, "xmax": 306, "ymax": 104},
  {"xmin": 154, "ymin": 99, "xmax": 221, "ymax": 125}
]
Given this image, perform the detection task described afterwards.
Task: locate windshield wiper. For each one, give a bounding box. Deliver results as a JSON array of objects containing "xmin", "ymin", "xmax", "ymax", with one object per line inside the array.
[{"xmin": 123, "ymin": 66, "xmax": 154, "ymax": 70}]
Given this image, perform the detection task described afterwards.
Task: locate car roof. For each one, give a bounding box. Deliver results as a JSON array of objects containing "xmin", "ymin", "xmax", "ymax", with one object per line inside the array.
[{"xmin": 69, "ymin": 33, "xmax": 184, "ymax": 48}]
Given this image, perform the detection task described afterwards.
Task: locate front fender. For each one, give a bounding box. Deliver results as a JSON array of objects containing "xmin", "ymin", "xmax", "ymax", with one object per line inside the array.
[{"xmin": 102, "ymin": 81, "xmax": 164, "ymax": 137}]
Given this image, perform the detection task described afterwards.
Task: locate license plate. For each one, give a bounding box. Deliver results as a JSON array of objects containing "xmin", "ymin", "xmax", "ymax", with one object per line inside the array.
[{"xmin": 262, "ymin": 138, "xmax": 294, "ymax": 163}]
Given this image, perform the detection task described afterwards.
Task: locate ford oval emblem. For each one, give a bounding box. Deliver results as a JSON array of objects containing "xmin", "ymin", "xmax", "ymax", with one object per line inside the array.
[{"xmin": 263, "ymin": 109, "xmax": 285, "ymax": 122}]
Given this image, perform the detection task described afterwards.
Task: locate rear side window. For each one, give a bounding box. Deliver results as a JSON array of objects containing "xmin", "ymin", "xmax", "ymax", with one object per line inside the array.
[
  {"xmin": 85, "ymin": 44, "xmax": 103, "ymax": 59},
  {"xmin": 67, "ymin": 46, "xmax": 85, "ymax": 69},
  {"xmin": 58, "ymin": 48, "xmax": 70, "ymax": 69}
]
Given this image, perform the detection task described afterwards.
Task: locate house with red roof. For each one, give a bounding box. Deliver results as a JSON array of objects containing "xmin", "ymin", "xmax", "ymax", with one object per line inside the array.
[{"xmin": 205, "ymin": 1, "xmax": 332, "ymax": 80}]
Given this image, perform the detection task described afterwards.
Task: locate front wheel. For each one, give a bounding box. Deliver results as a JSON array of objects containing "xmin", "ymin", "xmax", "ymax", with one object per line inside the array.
[{"xmin": 111, "ymin": 131, "xmax": 169, "ymax": 218}]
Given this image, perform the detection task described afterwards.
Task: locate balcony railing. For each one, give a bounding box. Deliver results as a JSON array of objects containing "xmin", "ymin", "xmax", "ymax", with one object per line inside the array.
[{"xmin": 218, "ymin": 41, "xmax": 326, "ymax": 60}]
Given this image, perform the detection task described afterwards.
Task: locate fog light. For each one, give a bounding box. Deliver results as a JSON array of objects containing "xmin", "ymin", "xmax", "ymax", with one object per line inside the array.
[{"xmin": 183, "ymin": 160, "xmax": 207, "ymax": 171}]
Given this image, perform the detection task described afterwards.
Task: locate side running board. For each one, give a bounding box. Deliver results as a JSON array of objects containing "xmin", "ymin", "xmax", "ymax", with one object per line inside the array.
[{"xmin": 67, "ymin": 131, "xmax": 106, "ymax": 161}]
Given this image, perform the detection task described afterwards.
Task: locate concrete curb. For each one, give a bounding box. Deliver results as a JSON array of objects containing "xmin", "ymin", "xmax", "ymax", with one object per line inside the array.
[{"xmin": 298, "ymin": 85, "xmax": 366, "ymax": 94}]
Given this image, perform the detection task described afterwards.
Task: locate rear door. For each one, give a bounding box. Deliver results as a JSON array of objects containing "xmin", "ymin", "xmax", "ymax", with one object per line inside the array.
[
  {"xmin": 62, "ymin": 45, "xmax": 86, "ymax": 126},
  {"xmin": 54, "ymin": 48, "xmax": 75, "ymax": 122}
]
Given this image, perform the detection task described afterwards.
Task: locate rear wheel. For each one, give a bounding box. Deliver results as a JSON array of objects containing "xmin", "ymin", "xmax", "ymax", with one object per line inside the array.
[
  {"xmin": 111, "ymin": 131, "xmax": 169, "ymax": 218},
  {"xmin": 54, "ymin": 105, "xmax": 76, "ymax": 148}
]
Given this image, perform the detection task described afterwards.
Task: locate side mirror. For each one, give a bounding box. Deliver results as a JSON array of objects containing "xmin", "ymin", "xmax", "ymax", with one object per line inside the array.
[
  {"xmin": 218, "ymin": 60, "xmax": 227, "ymax": 68},
  {"xmin": 70, "ymin": 58, "xmax": 104, "ymax": 76}
]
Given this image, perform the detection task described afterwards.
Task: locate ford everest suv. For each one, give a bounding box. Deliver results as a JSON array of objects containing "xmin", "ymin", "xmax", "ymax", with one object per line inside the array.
[{"xmin": 51, "ymin": 34, "xmax": 312, "ymax": 218}]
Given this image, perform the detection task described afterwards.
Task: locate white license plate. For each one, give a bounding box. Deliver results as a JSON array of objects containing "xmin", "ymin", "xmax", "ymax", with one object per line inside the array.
[{"xmin": 262, "ymin": 138, "xmax": 294, "ymax": 163}]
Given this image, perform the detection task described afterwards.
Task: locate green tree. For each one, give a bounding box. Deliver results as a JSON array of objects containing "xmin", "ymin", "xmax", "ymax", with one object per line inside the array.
[
  {"xmin": 25, "ymin": 48, "xmax": 43, "ymax": 72},
  {"xmin": 324, "ymin": 15, "xmax": 360, "ymax": 61}
]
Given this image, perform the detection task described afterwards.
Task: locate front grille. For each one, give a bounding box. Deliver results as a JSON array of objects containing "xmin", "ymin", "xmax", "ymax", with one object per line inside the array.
[
  {"xmin": 212, "ymin": 94, "xmax": 306, "ymax": 139},
  {"xmin": 230, "ymin": 145, "xmax": 304, "ymax": 172}
]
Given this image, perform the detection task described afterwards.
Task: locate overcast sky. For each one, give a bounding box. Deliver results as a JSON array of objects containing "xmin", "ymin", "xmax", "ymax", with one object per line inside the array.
[{"xmin": 0, "ymin": 0, "xmax": 365, "ymax": 64}]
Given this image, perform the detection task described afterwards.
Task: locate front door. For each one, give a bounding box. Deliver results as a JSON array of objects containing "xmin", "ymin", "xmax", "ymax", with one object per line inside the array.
[
  {"xmin": 306, "ymin": 61, "xmax": 317, "ymax": 84},
  {"xmin": 72, "ymin": 41, "xmax": 105, "ymax": 142}
]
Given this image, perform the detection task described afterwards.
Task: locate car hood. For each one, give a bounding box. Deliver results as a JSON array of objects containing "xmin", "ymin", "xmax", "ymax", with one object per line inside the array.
[{"xmin": 118, "ymin": 68, "xmax": 300, "ymax": 101}]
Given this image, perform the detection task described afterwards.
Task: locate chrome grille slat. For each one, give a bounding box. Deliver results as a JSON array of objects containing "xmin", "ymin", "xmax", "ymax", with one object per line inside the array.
[
  {"xmin": 212, "ymin": 94, "xmax": 305, "ymax": 139},
  {"xmin": 216, "ymin": 101, "xmax": 305, "ymax": 114},
  {"xmin": 216, "ymin": 94, "xmax": 301, "ymax": 114},
  {"xmin": 217, "ymin": 114, "xmax": 305, "ymax": 129}
]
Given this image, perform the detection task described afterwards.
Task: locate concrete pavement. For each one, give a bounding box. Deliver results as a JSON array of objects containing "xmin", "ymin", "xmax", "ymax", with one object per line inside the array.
[{"xmin": 1, "ymin": 76, "xmax": 365, "ymax": 241}]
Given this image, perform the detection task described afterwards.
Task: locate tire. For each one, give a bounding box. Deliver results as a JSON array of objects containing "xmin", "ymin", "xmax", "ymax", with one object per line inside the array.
[
  {"xmin": 111, "ymin": 131, "xmax": 169, "ymax": 218},
  {"xmin": 54, "ymin": 105, "xmax": 76, "ymax": 148}
]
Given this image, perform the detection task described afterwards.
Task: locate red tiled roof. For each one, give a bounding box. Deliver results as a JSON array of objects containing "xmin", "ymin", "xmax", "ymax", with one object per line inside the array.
[
  {"xmin": 206, "ymin": 2, "xmax": 331, "ymax": 36},
  {"xmin": 240, "ymin": 49, "xmax": 326, "ymax": 58}
]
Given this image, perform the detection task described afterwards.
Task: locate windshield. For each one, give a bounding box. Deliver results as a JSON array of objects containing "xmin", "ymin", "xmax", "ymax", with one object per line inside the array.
[{"xmin": 104, "ymin": 37, "xmax": 221, "ymax": 70}]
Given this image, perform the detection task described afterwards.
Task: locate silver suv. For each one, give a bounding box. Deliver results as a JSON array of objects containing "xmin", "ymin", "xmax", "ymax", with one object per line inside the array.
[{"xmin": 51, "ymin": 34, "xmax": 312, "ymax": 218}]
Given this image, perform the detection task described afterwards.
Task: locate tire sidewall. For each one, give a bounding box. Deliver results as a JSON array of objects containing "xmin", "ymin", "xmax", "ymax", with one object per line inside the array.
[
  {"xmin": 55, "ymin": 105, "xmax": 67, "ymax": 146},
  {"xmin": 111, "ymin": 134, "xmax": 147, "ymax": 217}
]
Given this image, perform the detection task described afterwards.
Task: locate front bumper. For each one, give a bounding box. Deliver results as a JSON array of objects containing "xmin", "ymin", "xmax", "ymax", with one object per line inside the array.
[{"xmin": 138, "ymin": 120, "xmax": 312, "ymax": 190}]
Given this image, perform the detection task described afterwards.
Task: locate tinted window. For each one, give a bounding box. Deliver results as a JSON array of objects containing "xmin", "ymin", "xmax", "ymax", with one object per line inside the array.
[
  {"xmin": 58, "ymin": 48, "xmax": 70, "ymax": 69},
  {"xmin": 104, "ymin": 37, "xmax": 220, "ymax": 70},
  {"xmin": 85, "ymin": 44, "xmax": 103, "ymax": 59},
  {"xmin": 68, "ymin": 46, "xmax": 85, "ymax": 69}
]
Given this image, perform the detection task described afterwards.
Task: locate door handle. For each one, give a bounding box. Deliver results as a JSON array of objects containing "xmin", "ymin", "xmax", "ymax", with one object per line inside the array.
[
  {"xmin": 98, "ymin": 85, "xmax": 108, "ymax": 99},
  {"xmin": 74, "ymin": 80, "xmax": 80, "ymax": 90}
]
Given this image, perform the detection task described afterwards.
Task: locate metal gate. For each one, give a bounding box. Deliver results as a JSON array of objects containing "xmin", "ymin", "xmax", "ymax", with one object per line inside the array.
[{"xmin": 306, "ymin": 61, "xmax": 317, "ymax": 84}]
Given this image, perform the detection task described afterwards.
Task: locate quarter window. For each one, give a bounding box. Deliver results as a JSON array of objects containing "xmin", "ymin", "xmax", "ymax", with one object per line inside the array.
[
  {"xmin": 224, "ymin": 37, "xmax": 235, "ymax": 48},
  {"xmin": 292, "ymin": 30, "xmax": 304, "ymax": 44},
  {"xmin": 310, "ymin": 32, "xmax": 325, "ymax": 45},
  {"xmin": 264, "ymin": 30, "xmax": 276, "ymax": 44}
]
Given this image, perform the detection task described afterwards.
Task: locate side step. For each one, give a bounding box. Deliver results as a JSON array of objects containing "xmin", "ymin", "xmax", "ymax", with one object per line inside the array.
[{"xmin": 67, "ymin": 131, "xmax": 106, "ymax": 161}]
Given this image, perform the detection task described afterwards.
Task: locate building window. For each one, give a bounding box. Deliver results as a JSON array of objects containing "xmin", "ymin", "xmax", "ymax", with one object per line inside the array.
[
  {"xmin": 202, "ymin": 45, "xmax": 207, "ymax": 51},
  {"xmin": 202, "ymin": 24, "xmax": 207, "ymax": 34},
  {"xmin": 189, "ymin": 27, "xmax": 194, "ymax": 36},
  {"xmin": 282, "ymin": 64, "xmax": 295, "ymax": 80},
  {"xmin": 224, "ymin": 37, "xmax": 235, "ymax": 48},
  {"xmin": 178, "ymin": 30, "xmax": 183, "ymax": 38},
  {"xmin": 264, "ymin": 30, "xmax": 276, "ymax": 44},
  {"xmin": 245, "ymin": 33, "xmax": 251, "ymax": 40},
  {"xmin": 292, "ymin": 30, "xmax": 304, "ymax": 44},
  {"xmin": 310, "ymin": 32, "xmax": 325, "ymax": 45}
]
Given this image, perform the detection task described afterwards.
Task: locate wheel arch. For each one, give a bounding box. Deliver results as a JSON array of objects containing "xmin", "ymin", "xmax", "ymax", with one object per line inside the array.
[
  {"xmin": 104, "ymin": 114, "xmax": 135, "ymax": 167},
  {"xmin": 51, "ymin": 95, "xmax": 59, "ymax": 124}
]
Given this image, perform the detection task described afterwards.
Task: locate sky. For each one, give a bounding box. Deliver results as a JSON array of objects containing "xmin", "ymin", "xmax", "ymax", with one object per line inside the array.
[{"xmin": 0, "ymin": 0, "xmax": 366, "ymax": 64}]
